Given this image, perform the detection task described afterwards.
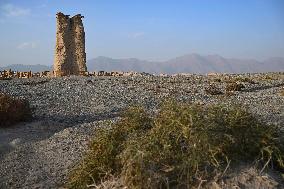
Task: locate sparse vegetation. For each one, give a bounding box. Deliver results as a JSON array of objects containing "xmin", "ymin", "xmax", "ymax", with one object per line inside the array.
[
  {"xmin": 68, "ymin": 101, "xmax": 284, "ymax": 189},
  {"xmin": 235, "ymin": 77, "xmax": 256, "ymax": 84},
  {"xmin": 264, "ymin": 75, "xmax": 275, "ymax": 80},
  {"xmin": 259, "ymin": 73, "xmax": 284, "ymax": 81},
  {"xmin": 205, "ymin": 85, "xmax": 223, "ymax": 95},
  {"xmin": 213, "ymin": 78, "xmax": 222, "ymax": 82},
  {"xmin": 68, "ymin": 106, "xmax": 153, "ymax": 188},
  {"xmin": 219, "ymin": 76, "xmax": 256, "ymax": 84},
  {"xmin": 226, "ymin": 82, "xmax": 245, "ymax": 92},
  {"xmin": 0, "ymin": 93, "xmax": 32, "ymax": 127}
]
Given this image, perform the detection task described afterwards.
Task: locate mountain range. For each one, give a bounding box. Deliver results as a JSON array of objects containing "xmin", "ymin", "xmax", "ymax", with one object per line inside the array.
[
  {"xmin": 1, "ymin": 54, "xmax": 284, "ymax": 74},
  {"xmin": 0, "ymin": 64, "xmax": 51, "ymax": 73}
]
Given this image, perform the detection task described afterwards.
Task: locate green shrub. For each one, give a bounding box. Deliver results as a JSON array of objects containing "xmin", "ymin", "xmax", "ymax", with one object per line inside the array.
[
  {"xmin": 68, "ymin": 101, "xmax": 284, "ymax": 189},
  {"xmin": 0, "ymin": 93, "xmax": 32, "ymax": 127},
  {"xmin": 68, "ymin": 106, "xmax": 153, "ymax": 189}
]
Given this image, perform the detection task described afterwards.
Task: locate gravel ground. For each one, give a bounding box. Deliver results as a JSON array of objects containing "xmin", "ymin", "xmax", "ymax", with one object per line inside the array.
[{"xmin": 0, "ymin": 73, "xmax": 283, "ymax": 188}]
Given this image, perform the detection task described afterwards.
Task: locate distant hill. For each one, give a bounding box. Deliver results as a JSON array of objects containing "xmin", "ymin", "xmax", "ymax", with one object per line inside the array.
[
  {"xmin": 87, "ymin": 56, "xmax": 159, "ymax": 73},
  {"xmin": 0, "ymin": 64, "xmax": 51, "ymax": 72},
  {"xmin": 87, "ymin": 54, "xmax": 284, "ymax": 74},
  {"xmin": 1, "ymin": 54, "xmax": 284, "ymax": 74}
]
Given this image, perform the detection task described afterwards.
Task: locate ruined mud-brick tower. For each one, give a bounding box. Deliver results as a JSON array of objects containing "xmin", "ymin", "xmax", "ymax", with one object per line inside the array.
[{"xmin": 54, "ymin": 12, "xmax": 87, "ymax": 77}]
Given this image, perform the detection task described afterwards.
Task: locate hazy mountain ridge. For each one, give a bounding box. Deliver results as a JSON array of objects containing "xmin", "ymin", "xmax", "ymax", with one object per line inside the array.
[
  {"xmin": 0, "ymin": 64, "xmax": 51, "ymax": 72},
  {"xmin": 1, "ymin": 54, "xmax": 284, "ymax": 74},
  {"xmin": 88, "ymin": 54, "xmax": 284, "ymax": 74}
]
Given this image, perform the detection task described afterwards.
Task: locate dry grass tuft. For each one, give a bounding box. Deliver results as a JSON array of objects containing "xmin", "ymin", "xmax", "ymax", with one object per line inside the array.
[
  {"xmin": 0, "ymin": 93, "xmax": 32, "ymax": 127},
  {"xmin": 67, "ymin": 101, "xmax": 284, "ymax": 189}
]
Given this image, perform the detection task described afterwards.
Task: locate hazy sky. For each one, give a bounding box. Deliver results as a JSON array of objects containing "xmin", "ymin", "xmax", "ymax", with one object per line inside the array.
[{"xmin": 0, "ymin": 0, "xmax": 283, "ymax": 66}]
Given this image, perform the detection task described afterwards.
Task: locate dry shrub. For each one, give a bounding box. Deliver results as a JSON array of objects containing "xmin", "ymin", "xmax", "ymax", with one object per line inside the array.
[
  {"xmin": 68, "ymin": 101, "xmax": 284, "ymax": 189},
  {"xmin": 68, "ymin": 107, "xmax": 153, "ymax": 189},
  {"xmin": 205, "ymin": 85, "xmax": 223, "ymax": 95},
  {"xmin": 213, "ymin": 78, "xmax": 222, "ymax": 82},
  {"xmin": 235, "ymin": 77, "xmax": 256, "ymax": 84},
  {"xmin": 264, "ymin": 75, "xmax": 276, "ymax": 80},
  {"xmin": 0, "ymin": 93, "xmax": 32, "ymax": 127},
  {"xmin": 226, "ymin": 82, "xmax": 245, "ymax": 92}
]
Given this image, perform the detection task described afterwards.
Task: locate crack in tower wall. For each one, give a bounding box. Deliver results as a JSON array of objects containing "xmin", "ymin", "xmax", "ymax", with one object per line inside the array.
[{"xmin": 54, "ymin": 12, "xmax": 87, "ymax": 77}]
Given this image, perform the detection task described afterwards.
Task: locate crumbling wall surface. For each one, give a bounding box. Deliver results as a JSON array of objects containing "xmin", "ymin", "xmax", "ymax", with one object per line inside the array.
[
  {"xmin": 54, "ymin": 12, "xmax": 87, "ymax": 77},
  {"xmin": 73, "ymin": 14, "xmax": 87, "ymax": 74}
]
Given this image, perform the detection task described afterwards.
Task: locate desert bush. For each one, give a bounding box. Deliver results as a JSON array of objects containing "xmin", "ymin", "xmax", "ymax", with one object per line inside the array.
[
  {"xmin": 235, "ymin": 77, "xmax": 256, "ymax": 84},
  {"xmin": 205, "ymin": 85, "xmax": 223, "ymax": 95},
  {"xmin": 213, "ymin": 78, "xmax": 222, "ymax": 82},
  {"xmin": 263, "ymin": 75, "xmax": 276, "ymax": 80},
  {"xmin": 0, "ymin": 93, "xmax": 32, "ymax": 127},
  {"xmin": 68, "ymin": 106, "xmax": 153, "ymax": 188},
  {"xmin": 221, "ymin": 76, "xmax": 255, "ymax": 84},
  {"xmin": 226, "ymin": 82, "xmax": 245, "ymax": 92},
  {"xmin": 68, "ymin": 101, "xmax": 284, "ymax": 189}
]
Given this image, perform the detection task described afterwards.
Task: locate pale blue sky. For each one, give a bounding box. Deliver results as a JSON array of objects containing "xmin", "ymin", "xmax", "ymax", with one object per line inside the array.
[{"xmin": 0, "ymin": 0, "xmax": 283, "ymax": 66}]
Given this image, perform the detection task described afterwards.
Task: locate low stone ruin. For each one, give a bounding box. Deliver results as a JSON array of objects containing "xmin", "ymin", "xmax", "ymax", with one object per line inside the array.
[
  {"xmin": 0, "ymin": 69, "xmax": 147, "ymax": 80},
  {"xmin": 0, "ymin": 69, "xmax": 52, "ymax": 80}
]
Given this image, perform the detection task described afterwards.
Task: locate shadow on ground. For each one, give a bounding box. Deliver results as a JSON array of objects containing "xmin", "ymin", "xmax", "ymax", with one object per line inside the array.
[{"xmin": 0, "ymin": 111, "xmax": 120, "ymax": 158}]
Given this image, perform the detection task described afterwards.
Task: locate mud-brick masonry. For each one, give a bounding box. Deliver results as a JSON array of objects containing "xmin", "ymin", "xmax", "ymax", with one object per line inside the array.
[{"xmin": 54, "ymin": 12, "xmax": 87, "ymax": 77}]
